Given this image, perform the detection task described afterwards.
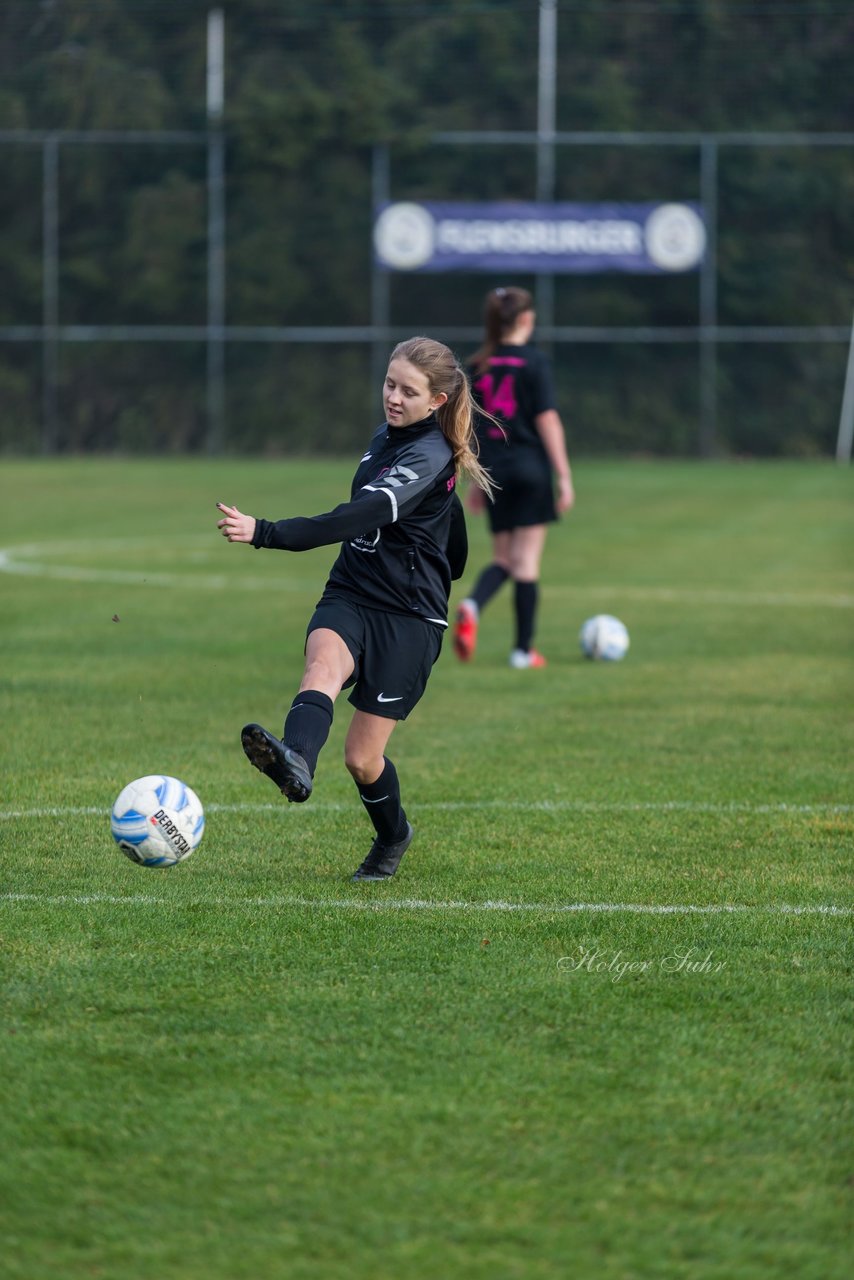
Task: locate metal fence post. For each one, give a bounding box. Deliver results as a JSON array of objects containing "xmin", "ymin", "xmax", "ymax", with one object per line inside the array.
[
  {"xmin": 206, "ymin": 9, "xmax": 226, "ymax": 454},
  {"xmin": 371, "ymin": 143, "xmax": 391, "ymax": 390},
  {"xmin": 536, "ymin": 0, "xmax": 557, "ymax": 342},
  {"xmin": 42, "ymin": 133, "xmax": 59, "ymax": 454},
  {"xmin": 699, "ymin": 136, "xmax": 719, "ymax": 456},
  {"xmin": 835, "ymin": 312, "xmax": 854, "ymax": 463}
]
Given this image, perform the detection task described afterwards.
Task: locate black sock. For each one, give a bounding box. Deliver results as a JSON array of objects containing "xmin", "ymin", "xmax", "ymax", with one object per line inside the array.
[
  {"xmin": 282, "ymin": 690, "xmax": 333, "ymax": 777},
  {"xmin": 514, "ymin": 580, "xmax": 539, "ymax": 652},
  {"xmin": 471, "ymin": 562, "xmax": 510, "ymax": 612},
  {"xmin": 356, "ymin": 756, "xmax": 408, "ymax": 845}
]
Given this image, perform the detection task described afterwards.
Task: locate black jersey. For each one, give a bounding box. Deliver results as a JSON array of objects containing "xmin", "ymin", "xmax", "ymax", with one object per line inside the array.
[
  {"xmin": 251, "ymin": 415, "xmax": 467, "ymax": 627},
  {"xmin": 468, "ymin": 342, "xmax": 556, "ymax": 467}
]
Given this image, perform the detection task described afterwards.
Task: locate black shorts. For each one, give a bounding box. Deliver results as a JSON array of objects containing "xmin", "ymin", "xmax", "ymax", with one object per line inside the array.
[
  {"xmin": 306, "ymin": 595, "xmax": 443, "ymax": 721},
  {"xmin": 487, "ymin": 449, "xmax": 556, "ymax": 534}
]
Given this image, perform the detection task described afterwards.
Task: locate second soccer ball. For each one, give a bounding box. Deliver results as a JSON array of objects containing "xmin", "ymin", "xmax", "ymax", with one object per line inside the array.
[{"xmin": 579, "ymin": 614, "xmax": 630, "ymax": 662}]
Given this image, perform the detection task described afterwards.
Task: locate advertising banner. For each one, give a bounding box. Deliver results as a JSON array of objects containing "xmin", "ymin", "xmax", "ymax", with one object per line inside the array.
[{"xmin": 374, "ymin": 200, "xmax": 706, "ymax": 274}]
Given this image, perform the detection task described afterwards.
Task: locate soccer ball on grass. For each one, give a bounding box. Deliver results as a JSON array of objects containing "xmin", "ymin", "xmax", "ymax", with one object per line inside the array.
[
  {"xmin": 579, "ymin": 614, "xmax": 630, "ymax": 662},
  {"xmin": 110, "ymin": 775, "xmax": 205, "ymax": 867}
]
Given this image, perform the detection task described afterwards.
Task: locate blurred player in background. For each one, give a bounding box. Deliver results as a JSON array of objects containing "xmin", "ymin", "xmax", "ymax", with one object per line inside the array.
[
  {"xmin": 217, "ymin": 337, "xmax": 493, "ymax": 881},
  {"xmin": 454, "ymin": 286, "xmax": 574, "ymax": 669}
]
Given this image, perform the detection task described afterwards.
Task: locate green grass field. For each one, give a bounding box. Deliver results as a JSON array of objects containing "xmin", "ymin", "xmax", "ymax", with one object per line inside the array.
[{"xmin": 1, "ymin": 457, "xmax": 852, "ymax": 1280}]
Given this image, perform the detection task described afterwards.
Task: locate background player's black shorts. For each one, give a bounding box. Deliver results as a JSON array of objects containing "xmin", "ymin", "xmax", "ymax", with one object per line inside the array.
[
  {"xmin": 306, "ymin": 595, "xmax": 443, "ymax": 720},
  {"xmin": 487, "ymin": 447, "xmax": 556, "ymax": 533}
]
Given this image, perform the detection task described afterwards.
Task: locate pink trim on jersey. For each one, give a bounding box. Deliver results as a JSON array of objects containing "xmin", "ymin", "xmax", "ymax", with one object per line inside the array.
[{"xmin": 489, "ymin": 357, "xmax": 526, "ymax": 367}]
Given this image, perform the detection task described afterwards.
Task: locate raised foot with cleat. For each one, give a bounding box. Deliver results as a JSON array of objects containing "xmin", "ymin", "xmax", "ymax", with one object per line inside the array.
[{"xmin": 241, "ymin": 723, "xmax": 312, "ymax": 803}]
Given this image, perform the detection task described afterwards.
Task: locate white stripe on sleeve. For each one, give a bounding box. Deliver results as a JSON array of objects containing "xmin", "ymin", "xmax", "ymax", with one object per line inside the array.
[{"xmin": 363, "ymin": 485, "xmax": 398, "ymax": 521}]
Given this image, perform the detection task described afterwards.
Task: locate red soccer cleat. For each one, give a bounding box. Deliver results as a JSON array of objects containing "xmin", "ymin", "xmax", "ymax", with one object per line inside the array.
[{"xmin": 453, "ymin": 600, "xmax": 479, "ymax": 662}]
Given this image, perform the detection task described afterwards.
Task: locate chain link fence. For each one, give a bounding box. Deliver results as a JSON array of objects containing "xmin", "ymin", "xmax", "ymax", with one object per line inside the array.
[{"xmin": 1, "ymin": 3, "xmax": 852, "ymax": 458}]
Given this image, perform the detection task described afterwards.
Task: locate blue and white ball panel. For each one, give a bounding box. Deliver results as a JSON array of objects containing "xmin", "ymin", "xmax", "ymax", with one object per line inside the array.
[{"xmin": 110, "ymin": 775, "xmax": 205, "ymax": 867}]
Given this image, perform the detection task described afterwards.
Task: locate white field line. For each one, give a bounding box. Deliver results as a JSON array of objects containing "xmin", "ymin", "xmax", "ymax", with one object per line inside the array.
[
  {"xmin": 4, "ymin": 801, "xmax": 849, "ymax": 917},
  {"xmin": 1, "ymin": 799, "xmax": 851, "ymax": 822},
  {"xmin": 1, "ymin": 542, "xmax": 851, "ymax": 608},
  {"xmin": 0, "ymin": 892, "xmax": 850, "ymax": 917}
]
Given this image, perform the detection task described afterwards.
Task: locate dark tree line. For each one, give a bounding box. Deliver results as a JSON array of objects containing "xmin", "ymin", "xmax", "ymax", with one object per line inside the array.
[{"xmin": 1, "ymin": 0, "xmax": 852, "ymax": 455}]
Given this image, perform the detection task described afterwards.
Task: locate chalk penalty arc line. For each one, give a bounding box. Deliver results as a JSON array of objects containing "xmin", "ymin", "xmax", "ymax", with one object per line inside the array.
[{"xmin": 0, "ymin": 546, "xmax": 308, "ymax": 594}]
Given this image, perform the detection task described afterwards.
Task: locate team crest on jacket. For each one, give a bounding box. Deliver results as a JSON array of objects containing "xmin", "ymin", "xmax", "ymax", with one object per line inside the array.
[{"xmin": 350, "ymin": 529, "xmax": 381, "ymax": 553}]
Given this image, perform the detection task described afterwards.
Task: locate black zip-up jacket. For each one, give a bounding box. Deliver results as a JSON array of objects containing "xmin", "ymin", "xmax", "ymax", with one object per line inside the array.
[{"xmin": 251, "ymin": 415, "xmax": 468, "ymax": 627}]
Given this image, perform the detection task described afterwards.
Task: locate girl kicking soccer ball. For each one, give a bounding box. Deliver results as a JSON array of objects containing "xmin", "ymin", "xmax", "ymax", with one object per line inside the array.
[{"xmin": 217, "ymin": 336, "xmax": 493, "ymax": 881}]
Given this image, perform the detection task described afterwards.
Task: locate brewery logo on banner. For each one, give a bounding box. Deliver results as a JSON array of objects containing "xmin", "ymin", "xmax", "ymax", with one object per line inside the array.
[{"xmin": 373, "ymin": 201, "xmax": 706, "ymax": 274}]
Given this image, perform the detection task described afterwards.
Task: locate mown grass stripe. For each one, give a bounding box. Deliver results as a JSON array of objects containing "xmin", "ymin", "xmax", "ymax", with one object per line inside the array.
[{"xmin": 2, "ymin": 543, "xmax": 852, "ymax": 608}]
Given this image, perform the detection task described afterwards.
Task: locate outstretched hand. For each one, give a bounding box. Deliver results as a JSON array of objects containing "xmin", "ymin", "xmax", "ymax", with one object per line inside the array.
[{"xmin": 216, "ymin": 502, "xmax": 257, "ymax": 544}]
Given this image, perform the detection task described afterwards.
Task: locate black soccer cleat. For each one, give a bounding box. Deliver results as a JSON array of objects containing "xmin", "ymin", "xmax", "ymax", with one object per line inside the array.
[
  {"xmin": 241, "ymin": 723, "xmax": 312, "ymax": 803},
  {"xmin": 351, "ymin": 821, "xmax": 414, "ymax": 881}
]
